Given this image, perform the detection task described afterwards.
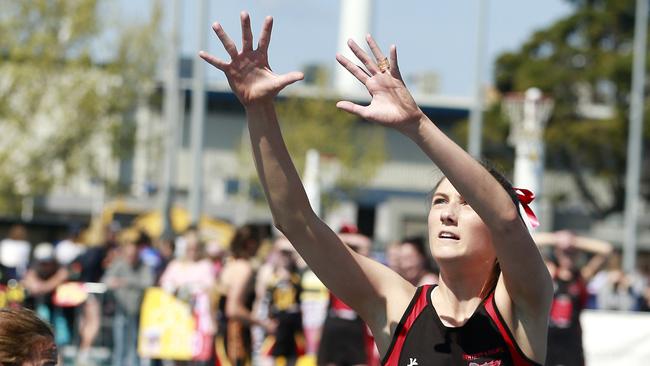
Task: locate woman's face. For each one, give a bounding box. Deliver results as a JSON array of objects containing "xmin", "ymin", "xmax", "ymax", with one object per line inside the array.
[
  {"xmin": 427, "ymin": 179, "xmax": 495, "ymax": 266},
  {"xmin": 399, "ymin": 243, "xmax": 424, "ymax": 283}
]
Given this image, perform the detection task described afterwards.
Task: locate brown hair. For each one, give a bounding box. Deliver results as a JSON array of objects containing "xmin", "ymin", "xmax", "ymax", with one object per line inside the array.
[
  {"xmin": 229, "ymin": 224, "xmax": 261, "ymax": 259},
  {"xmin": 432, "ymin": 161, "xmax": 521, "ymax": 299},
  {"xmin": 0, "ymin": 307, "xmax": 55, "ymax": 364}
]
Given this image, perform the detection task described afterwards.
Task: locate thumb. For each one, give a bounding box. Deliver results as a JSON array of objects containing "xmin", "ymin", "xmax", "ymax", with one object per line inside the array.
[{"xmin": 276, "ymin": 71, "xmax": 304, "ymax": 89}]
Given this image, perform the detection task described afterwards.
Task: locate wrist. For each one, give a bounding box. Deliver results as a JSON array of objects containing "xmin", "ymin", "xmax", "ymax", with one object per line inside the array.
[{"xmin": 400, "ymin": 112, "xmax": 434, "ymax": 139}]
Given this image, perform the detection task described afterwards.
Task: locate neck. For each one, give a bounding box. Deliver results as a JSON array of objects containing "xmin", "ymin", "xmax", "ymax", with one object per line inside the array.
[{"xmin": 434, "ymin": 259, "xmax": 494, "ymax": 319}]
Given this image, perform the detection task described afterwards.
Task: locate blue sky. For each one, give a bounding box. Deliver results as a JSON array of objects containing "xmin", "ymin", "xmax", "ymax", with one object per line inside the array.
[{"xmin": 114, "ymin": 0, "xmax": 573, "ymax": 96}]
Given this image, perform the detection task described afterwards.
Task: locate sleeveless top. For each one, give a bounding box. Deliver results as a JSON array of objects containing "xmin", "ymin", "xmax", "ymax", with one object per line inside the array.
[{"xmin": 382, "ymin": 284, "xmax": 542, "ymax": 366}]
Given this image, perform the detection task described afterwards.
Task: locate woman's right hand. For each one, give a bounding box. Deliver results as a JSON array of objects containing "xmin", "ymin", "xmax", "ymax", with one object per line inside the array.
[{"xmin": 199, "ymin": 12, "xmax": 303, "ymax": 107}]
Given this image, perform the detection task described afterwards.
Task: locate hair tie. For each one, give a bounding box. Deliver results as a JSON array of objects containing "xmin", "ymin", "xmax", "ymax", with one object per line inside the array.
[{"xmin": 512, "ymin": 187, "xmax": 539, "ymax": 229}]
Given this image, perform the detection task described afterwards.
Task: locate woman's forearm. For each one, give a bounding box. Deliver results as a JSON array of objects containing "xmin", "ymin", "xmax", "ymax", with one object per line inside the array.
[
  {"xmin": 246, "ymin": 102, "xmax": 314, "ymax": 231},
  {"xmin": 403, "ymin": 115, "xmax": 520, "ymax": 230}
]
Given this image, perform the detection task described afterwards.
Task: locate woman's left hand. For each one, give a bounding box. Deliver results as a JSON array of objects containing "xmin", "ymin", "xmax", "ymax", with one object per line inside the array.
[{"xmin": 336, "ymin": 35, "xmax": 425, "ymax": 131}]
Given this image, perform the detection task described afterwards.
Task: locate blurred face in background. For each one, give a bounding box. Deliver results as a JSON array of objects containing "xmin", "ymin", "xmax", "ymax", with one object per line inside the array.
[
  {"xmin": 399, "ymin": 242, "xmax": 426, "ymax": 284},
  {"xmin": 184, "ymin": 233, "xmax": 203, "ymax": 262},
  {"xmin": 123, "ymin": 241, "xmax": 139, "ymax": 265}
]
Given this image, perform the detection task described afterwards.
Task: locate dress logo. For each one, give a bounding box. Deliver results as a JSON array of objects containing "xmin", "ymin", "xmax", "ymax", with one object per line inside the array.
[
  {"xmin": 406, "ymin": 357, "xmax": 418, "ymax": 366},
  {"xmin": 469, "ymin": 361, "xmax": 501, "ymax": 366}
]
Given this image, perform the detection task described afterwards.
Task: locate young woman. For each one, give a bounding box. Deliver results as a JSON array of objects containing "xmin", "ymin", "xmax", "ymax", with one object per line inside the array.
[{"xmin": 200, "ymin": 12, "xmax": 553, "ymax": 365}]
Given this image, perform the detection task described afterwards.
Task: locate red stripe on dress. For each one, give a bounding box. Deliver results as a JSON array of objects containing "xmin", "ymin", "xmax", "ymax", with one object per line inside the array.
[
  {"xmin": 483, "ymin": 292, "xmax": 535, "ymax": 366},
  {"xmin": 384, "ymin": 285, "xmax": 433, "ymax": 366}
]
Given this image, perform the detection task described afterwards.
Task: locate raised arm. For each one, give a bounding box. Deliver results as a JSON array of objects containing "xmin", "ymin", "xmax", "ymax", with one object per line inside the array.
[
  {"xmin": 336, "ymin": 35, "xmax": 552, "ymax": 309},
  {"xmin": 200, "ymin": 13, "xmax": 413, "ymax": 353},
  {"xmin": 534, "ymin": 230, "xmax": 613, "ymax": 281}
]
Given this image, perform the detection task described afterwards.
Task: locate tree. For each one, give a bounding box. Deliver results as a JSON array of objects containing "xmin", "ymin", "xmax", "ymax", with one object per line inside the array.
[
  {"xmin": 492, "ymin": 0, "xmax": 650, "ymax": 219},
  {"xmin": 0, "ymin": 0, "xmax": 161, "ymax": 214}
]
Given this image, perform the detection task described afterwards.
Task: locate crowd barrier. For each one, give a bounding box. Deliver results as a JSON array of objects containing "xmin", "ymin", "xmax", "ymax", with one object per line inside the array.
[{"xmin": 583, "ymin": 309, "xmax": 650, "ymax": 365}]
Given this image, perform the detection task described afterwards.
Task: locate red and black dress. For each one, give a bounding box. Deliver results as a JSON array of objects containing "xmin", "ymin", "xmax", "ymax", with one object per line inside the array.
[{"xmin": 382, "ymin": 284, "xmax": 542, "ymax": 366}]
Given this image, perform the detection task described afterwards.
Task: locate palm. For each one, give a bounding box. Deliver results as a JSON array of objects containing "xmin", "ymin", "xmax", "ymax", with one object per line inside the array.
[
  {"xmin": 200, "ymin": 13, "xmax": 302, "ymax": 106},
  {"xmin": 335, "ymin": 37, "xmax": 424, "ymax": 129},
  {"xmin": 364, "ymin": 77, "xmax": 421, "ymax": 126}
]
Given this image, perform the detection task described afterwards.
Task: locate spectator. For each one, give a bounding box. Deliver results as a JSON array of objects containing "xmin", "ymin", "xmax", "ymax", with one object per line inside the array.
[
  {"xmin": 159, "ymin": 228, "xmax": 216, "ymax": 362},
  {"xmin": 0, "ymin": 224, "xmax": 31, "ymax": 279},
  {"xmin": 55, "ymin": 225, "xmax": 86, "ymax": 266},
  {"xmin": 318, "ymin": 226, "xmax": 379, "ymax": 366},
  {"xmin": 591, "ymin": 251, "xmax": 639, "ymax": 311},
  {"xmin": 397, "ymin": 236, "xmax": 438, "ymax": 286},
  {"xmin": 103, "ymin": 235, "xmax": 154, "ymax": 366},
  {"xmin": 257, "ymin": 237, "xmax": 304, "ymax": 366},
  {"xmin": 0, "ymin": 307, "xmax": 59, "ymax": 365},
  {"xmin": 22, "ymin": 242, "xmax": 69, "ymax": 332},
  {"xmin": 215, "ymin": 224, "xmax": 263, "ymax": 366},
  {"xmin": 70, "ymin": 222, "xmax": 120, "ymax": 365},
  {"xmin": 534, "ymin": 230, "xmax": 612, "ymax": 366}
]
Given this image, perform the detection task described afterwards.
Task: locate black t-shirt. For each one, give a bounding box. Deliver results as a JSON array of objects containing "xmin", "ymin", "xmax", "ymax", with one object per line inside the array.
[{"xmin": 382, "ymin": 285, "xmax": 542, "ymax": 366}]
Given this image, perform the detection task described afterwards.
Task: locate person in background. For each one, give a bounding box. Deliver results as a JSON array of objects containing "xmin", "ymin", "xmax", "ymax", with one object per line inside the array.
[
  {"xmin": 383, "ymin": 241, "xmax": 401, "ymax": 273},
  {"xmin": 22, "ymin": 242, "xmax": 69, "ymax": 335},
  {"xmin": 534, "ymin": 230, "xmax": 612, "ymax": 366},
  {"xmin": 55, "ymin": 225, "xmax": 86, "ymax": 267},
  {"xmin": 258, "ymin": 237, "xmax": 304, "ymax": 366},
  {"xmin": 0, "ymin": 307, "xmax": 59, "ymax": 366},
  {"xmin": 215, "ymin": 224, "xmax": 264, "ymax": 366},
  {"xmin": 103, "ymin": 235, "xmax": 153, "ymax": 366},
  {"xmin": 0, "ymin": 224, "xmax": 31, "ymax": 280},
  {"xmin": 590, "ymin": 250, "xmax": 643, "ymax": 311},
  {"xmin": 70, "ymin": 222, "xmax": 120, "ymax": 366},
  {"xmin": 159, "ymin": 228, "xmax": 216, "ymax": 363},
  {"xmin": 397, "ymin": 236, "xmax": 438, "ymax": 286},
  {"xmin": 317, "ymin": 226, "xmax": 379, "ymax": 366}
]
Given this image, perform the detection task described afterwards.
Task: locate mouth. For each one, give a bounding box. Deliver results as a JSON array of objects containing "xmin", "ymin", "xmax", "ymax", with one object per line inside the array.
[{"xmin": 438, "ymin": 231, "xmax": 460, "ymax": 240}]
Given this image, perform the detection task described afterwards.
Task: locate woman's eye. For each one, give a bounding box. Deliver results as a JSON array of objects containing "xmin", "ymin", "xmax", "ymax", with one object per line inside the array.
[{"xmin": 433, "ymin": 198, "xmax": 446, "ymax": 205}]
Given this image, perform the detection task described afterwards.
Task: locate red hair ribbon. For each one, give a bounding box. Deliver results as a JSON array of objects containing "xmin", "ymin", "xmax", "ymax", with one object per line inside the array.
[{"xmin": 513, "ymin": 187, "xmax": 539, "ymax": 229}]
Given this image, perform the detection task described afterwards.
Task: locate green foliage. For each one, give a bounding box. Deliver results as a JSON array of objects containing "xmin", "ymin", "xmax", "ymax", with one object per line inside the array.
[
  {"xmin": 493, "ymin": 0, "xmax": 649, "ymax": 217},
  {"xmin": 0, "ymin": 0, "xmax": 161, "ymax": 214}
]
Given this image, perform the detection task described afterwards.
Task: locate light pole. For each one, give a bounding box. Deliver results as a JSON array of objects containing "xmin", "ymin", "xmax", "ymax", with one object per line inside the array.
[
  {"xmin": 189, "ymin": 0, "xmax": 208, "ymax": 225},
  {"xmin": 504, "ymin": 88, "xmax": 554, "ymax": 229},
  {"xmin": 623, "ymin": 0, "xmax": 648, "ymax": 273}
]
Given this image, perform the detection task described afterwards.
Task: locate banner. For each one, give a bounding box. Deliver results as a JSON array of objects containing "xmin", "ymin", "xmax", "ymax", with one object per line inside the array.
[
  {"xmin": 138, "ymin": 287, "xmax": 213, "ymax": 361},
  {"xmin": 582, "ymin": 310, "xmax": 650, "ymax": 366}
]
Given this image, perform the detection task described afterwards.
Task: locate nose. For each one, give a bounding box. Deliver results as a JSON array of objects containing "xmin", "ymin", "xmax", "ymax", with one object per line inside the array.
[{"xmin": 440, "ymin": 203, "xmax": 458, "ymax": 225}]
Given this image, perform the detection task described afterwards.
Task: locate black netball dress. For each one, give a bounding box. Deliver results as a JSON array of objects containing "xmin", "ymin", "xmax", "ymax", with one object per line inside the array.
[{"xmin": 382, "ymin": 284, "xmax": 542, "ymax": 366}]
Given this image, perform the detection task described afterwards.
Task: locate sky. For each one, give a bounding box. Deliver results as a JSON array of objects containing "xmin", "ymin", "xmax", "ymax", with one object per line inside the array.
[{"xmin": 114, "ymin": 0, "xmax": 573, "ymax": 97}]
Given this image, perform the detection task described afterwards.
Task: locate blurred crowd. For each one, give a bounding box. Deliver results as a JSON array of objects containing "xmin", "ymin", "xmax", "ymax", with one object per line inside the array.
[{"xmin": 0, "ymin": 222, "xmax": 649, "ymax": 366}]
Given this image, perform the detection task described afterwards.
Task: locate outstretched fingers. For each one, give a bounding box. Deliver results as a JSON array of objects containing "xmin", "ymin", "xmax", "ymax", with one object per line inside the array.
[
  {"xmin": 257, "ymin": 16, "xmax": 273, "ymax": 53},
  {"xmin": 199, "ymin": 51, "xmax": 228, "ymax": 71},
  {"xmin": 240, "ymin": 12, "xmax": 254, "ymax": 51},
  {"xmin": 212, "ymin": 22, "xmax": 238, "ymax": 59},
  {"xmin": 336, "ymin": 53, "xmax": 370, "ymax": 84},
  {"xmin": 365, "ymin": 34, "xmax": 386, "ymax": 64},
  {"xmin": 389, "ymin": 44, "xmax": 403, "ymax": 80},
  {"xmin": 347, "ymin": 39, "xmax": 380, "ymax": 74}
]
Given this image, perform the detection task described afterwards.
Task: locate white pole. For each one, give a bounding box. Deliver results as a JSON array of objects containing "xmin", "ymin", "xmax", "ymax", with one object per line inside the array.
[
  {"xmin": 468, "ymin": 0, "xmax": 489, "ymax": 157},
  {"xmin": 335, "ymin": 0, "xmax": 373, "ymax": 95},
  {"xmin": 304, "ymin": 149, "xmax": 321, "ymax": 217},
  {"xmin": 513, "ymin": 88, "xmax": 547, "ymax": 222},
  {"xmin": 623, "ymin": 0, "xmax": 648, "ymax": 273},
  {"xmin": 189, "ymin": 0, "xmax": 207, "ymax": 225},
  {"xmin": 160, "ymin": 0, "xmax": 181, "ymax": 238}
]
